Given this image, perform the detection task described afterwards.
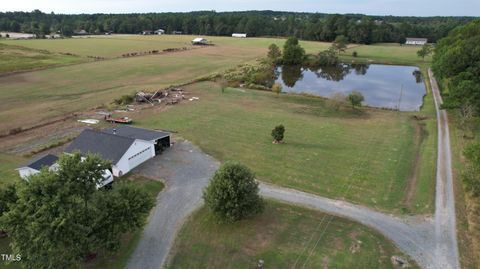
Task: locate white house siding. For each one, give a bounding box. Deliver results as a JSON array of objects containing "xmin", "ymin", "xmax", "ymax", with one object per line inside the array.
[
  {"xmin": 406, "ymin": 40, "xmax": 427, "ymax": 45},
  {"xmin": 113, "ymin": 139, "xmax": 155, "ymax": 176},
  {"xmin": 232, "ymin": 33, "xmax": 247, "ymax": 38},
  {"xmin": 17, "ymin": 167, "xmax": 39, "ymax": 179}
]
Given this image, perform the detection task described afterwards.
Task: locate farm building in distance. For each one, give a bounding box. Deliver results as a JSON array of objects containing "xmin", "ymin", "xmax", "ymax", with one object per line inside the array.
[
  {"xmin": 154, "ymin": 29, "xmax": 165, "ymax": 35},
  {"xmin": 192, "ymin": 37, "xmax": 209, "ymax": 45},
  {"xmin": 232, "ymin": 33, "xmax": 247, "ymax": 38},
  {"xmin": 405, "ymin": 38, "xmax": 428, "ymax": 45},
  {"xmin": 142, "ymin": 30, "xmax": 154, "ymax": 35}
]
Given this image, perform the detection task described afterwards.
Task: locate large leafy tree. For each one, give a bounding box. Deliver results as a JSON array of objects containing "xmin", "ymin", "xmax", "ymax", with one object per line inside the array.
[
  {"xmin": 432, "ymin": 19, "xmax": 480, "ymax": 114},
  {"xmin": 282, "ymin": 36, "xmax": 306, "ymax": 65},
  {"xmin": 203, "ymin": 162, "xmax": 264, "ymax": 223},
  {"xmin": 0, "ymin": 153, "xmax": 154, "ymax": 269}
]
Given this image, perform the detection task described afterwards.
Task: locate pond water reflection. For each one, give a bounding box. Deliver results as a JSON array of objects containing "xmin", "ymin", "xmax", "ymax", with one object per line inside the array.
[{"xmin": 274, "ymin": 64, "xmax": 426, "ymax": 111}]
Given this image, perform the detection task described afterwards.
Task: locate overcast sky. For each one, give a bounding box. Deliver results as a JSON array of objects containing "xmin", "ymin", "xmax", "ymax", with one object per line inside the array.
[{"xmin": 1, "ymin": 0, "xmax": 479, "ymax": 17}]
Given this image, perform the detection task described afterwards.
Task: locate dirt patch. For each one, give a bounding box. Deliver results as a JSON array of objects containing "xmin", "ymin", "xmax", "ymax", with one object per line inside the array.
[{"xmin": 403, "ymin": 120, "xmax": 428, "ymax": 209}]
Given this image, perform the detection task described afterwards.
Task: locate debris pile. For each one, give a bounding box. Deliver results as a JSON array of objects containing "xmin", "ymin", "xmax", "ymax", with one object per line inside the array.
[{"xmin": 135, "ymin": 87, "xmax": 187, "ymax": 106}]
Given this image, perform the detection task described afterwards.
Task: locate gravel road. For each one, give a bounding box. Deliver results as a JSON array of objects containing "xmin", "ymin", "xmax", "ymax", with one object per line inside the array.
[
  {"xmin": 125, "ymin": 140, "xmax": 219, "ymax": 269},
  {"xmin": 127, "ymin": 70, "xmax": 459, "ymax": 269}
]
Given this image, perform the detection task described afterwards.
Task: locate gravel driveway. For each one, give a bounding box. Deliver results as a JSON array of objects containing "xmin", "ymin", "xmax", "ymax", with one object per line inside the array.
[{"xmin": 126, "ymin": 140, "xmax": 219, "ymax": 269}]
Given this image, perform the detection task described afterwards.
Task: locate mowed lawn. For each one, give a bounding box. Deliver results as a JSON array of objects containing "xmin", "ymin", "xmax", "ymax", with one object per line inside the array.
[
  {"xmin": 136, "ymin": 82, "xmax": 429, "ymax": 212},
  {"xmin": 0, "ymin": 43, "xmax": 85, "ymax": 74},
  {"xmin": 1, "ymin": 35, "xmax": 332, "ymax": 58},
  {"xmin": 167, "ymin": 201, "xmax": 419, "ymax": 269},
  {"xmin": 342, "ymin": 43, "xmax": 432, "ymax": 65}
]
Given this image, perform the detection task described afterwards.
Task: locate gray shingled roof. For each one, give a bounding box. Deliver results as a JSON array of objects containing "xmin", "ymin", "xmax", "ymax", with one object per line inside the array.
[
  {"xmin": 406, "ymin": 37, "xmax": 427, "ymax": 42},
  {"xmin": 103, "ymin": 126, "xmax": 170, "ymax": 141},
  {"xmin": 65, "ymin": 129, "xmax": 135, "ymax": 164},
  {"xmin": 23, "ymin": 154, "xmax": 58, "ymax": 170}
]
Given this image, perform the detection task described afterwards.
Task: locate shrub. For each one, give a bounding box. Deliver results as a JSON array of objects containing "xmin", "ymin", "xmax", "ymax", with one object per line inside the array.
[
  {"xmin": 114, "ymin": 94, "xmax": 135, "ymax": 105},
  {"xmin": 348, "ymin": 91, "xmax": 364, "ymax": 108},
  {"xmin": 463, "ymin": 142, "xmax": 480, "ymax": 197},
  {"xmin": 203, "ymin": 162, "xmax": 264, "ymax": 223},
  {"xmin": 271, "ymin": 124, "xmax": 285, "ymax": 143},
  {"xmin": 352, "ymin": 51, "xmax": 358, "ymax": 57},
  {"xmin": 271, "ymin": 83, "xmax": 282, "ymax": 97}
]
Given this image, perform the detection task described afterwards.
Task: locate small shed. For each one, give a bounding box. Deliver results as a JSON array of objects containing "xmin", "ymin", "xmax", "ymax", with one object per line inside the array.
[
  {"xmin": 405, "ymin": 38, "xmax": 427, "ymax": 45},
  {"xmin": 232, "ymin": 33, "xmax": 247, "ymax": 38},
  {"xmin": 154, "ymin": 29, "xmax": 165, "ymax": 35},
  {"xmin": 192, "ymin": 38, "xmax": 208, "ymax": 45},
  {"xmin": 142, "ymin": 30, "xmax": 154, "ymax": 35}
]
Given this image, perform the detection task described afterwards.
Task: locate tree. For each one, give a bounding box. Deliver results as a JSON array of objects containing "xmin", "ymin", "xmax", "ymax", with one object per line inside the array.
[
  {"xmin": 203, "ymin": 162, "xmax": 263, "ymax": 222},
  {"xmin": 271, "ymin": 124, "xmax": 285, "ymax": 143},
  {"xmin": 463, "ymin": 142, "xmax": 480, "ymax": 197},
  {"xmin": 282, "ymin": 37, "xmax": 306, "ymax": 65},
  {"xmin": 417, "ymin": 44, "xmax": 433, "ymax": 61},
  {"xmin": 432, "ymin": 19, "xmax": 480, "ymax": 114},
  {"xmin": 317, "ymin": 47, "xmax": 339, "ymax": 66},
  {"xmin": 332, "ymin": 35, "xmax": 348, "ymax": 53},
  {"xmin": 271, "ymin": 83, "xmax": 282, "ymax": 97},
  {"xmin": 348, "ymin": 91, "xmax": 364, "ymax": 108},
  {"xmin": 1, "ymin": 153, "xmax": 154, "ymax": 269},
  {"xmin": 5, "ymin": 33, "xmax": 9, "ymax": 38},
  {"xmin": 267, "ymin": 43, "xmax": 282, "ymax": 61}
]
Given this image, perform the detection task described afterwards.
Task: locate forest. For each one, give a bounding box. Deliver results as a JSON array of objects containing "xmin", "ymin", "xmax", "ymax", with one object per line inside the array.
[{"xmin": 0, "ymin": 10, "xmax": 476, "ymax": 44}]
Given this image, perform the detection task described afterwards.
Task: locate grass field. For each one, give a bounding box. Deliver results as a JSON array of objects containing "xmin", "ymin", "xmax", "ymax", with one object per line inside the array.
[
  {"xmin": 0, "ymin": 44, "xmax": 261, "ymax": 133},
  {"xmin": 0, "ymin": 43, "xmax": 85, "ymax": 74},
  {"xmin": 0, "ymin": 154, "xmax": 25, "ymax": 186},
  {"xmin": 135, "ymin": 81, "xmax": 435, "ymax": 213},
  {"xmin": 0, "ymin": 35, "xmax": 331, "ymax": 58},
  {"xmin": 167, "ymin": 201, "xmax": 419, "ymax": 269},
  {"xmin": 342, "ymin": 43, "xmax": 432, "ymax": 65}
]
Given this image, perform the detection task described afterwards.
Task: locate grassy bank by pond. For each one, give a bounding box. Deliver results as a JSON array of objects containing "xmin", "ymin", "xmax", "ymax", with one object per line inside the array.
[
  {"xmin": 167, "ymin": 201, "xmax": 420, "ymax": 269},
  {"xmin": 136, "ymin": 81, "xmax": 435, "ymax": 214}
]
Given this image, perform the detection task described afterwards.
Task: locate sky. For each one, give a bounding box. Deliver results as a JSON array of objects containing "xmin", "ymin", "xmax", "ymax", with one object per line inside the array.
[{"xmin": 1, "ymin": 0, "xmax": 479, "ymax": 17}]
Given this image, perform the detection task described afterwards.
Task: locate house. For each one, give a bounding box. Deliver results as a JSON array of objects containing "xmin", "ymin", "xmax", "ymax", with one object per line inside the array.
[
  {"xmin": 172, "ymin": 31, "xmax": 183, "ymax": 35},
  {"xmin": 65, "ymin": 127, "xmax": 170, "ymax": 177},
  {"xmin": 16, "ymin": 154, "xmax": 59, "ymax": 179},
  {"xmin": 142, "ymin": 30, "xmax": 154, "ymax": 35},
  {"xmin": 405, "ymin": 38, "xmax": 428, "ymax": 45},
  {"xmin": 154, "ymin": 29, "xmax": 165, "ymax": 35},
  {"xmin": 232, "ymin": 33, "xmax": 247, "ymax": 38},
  {"xmin": 192, "ymin": 37, "xmax": 208, "ymax": 45},
  {"xmin": 16, "ymin": 153, "xmax": 114, "ymax": 188}
]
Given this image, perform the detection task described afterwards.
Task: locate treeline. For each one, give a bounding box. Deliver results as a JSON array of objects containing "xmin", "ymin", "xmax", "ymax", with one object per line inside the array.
[{"xmin": 0, "ymin": 9, "xmax": 476, "ymax": 44}]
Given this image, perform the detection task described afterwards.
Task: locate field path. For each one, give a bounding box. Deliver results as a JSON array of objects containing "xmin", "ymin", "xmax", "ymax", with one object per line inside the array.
[{"xmin": 127, "ymin": 70, "xmax": 459, "ymax": 269}]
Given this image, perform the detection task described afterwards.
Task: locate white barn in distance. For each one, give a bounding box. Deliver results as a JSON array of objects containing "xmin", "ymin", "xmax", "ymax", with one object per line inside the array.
[
  {"xmin": 405, "ymin": 38, "xmax": 428, "ymax": 45},
  {"xmin": 232, "ymin": 33, "xmax": 247, "ymax": 38}
]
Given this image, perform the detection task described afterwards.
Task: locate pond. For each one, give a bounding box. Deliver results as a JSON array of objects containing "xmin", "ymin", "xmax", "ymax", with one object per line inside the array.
[{"xmin": 274, "ymin": 64, "xmax": 426, "ymax": 111}]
